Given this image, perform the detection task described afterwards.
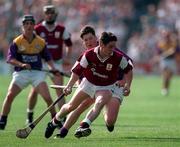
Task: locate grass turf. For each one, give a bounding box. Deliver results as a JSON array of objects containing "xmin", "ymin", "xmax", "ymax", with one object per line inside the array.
[{"xmin": 0, "ymin": 74, "xmax": 180, "ymax": 147}]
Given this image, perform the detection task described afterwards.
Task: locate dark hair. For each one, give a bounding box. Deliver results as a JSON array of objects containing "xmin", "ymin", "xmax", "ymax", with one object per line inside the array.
[
  {"xmin": 22, "ymin": 15, "xmax": 35, "ymax": 24},
  {"xmin": 100, "ymin": 32, "xmax": 117, "ymax": 45},
  {"xmin": 80, "ymin": 25, "xmax": 96, "ymax": 39}
]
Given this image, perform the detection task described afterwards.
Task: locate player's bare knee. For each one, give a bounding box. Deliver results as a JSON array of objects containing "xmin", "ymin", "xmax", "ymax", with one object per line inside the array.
[
  {"xmin": 95, "ymin": 97, "xmax": 109, "ymax": 108},
  {"xmin": 94, "ymin": 99, "xmax": 104, "ymax": 109},
  {"xmin": 66, "ymin": 103, "xmax": 76, "ymax": 112}
]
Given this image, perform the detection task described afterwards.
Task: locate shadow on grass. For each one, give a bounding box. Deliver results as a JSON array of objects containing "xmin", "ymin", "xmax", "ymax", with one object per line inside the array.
[
  {"xmin": 94, "ymin": 124, "xmax": 158, "ymax": 128},
  {"xmin": 81, "ymin": 136, "xmax": 180, "ymax": 143},
  {"xmin": 120, "ymin": 136, "xmax": 180, "ymax": 142},
  {"xmin": 91, "ymin": 124, "xmax": 180, "ymax": 142}
]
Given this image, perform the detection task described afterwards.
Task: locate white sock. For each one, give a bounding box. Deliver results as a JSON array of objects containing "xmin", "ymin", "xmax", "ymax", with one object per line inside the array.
[
  {"xmin": 82, "ymin": 118, "xmax": 92, "ymax": 126},
  {"xmin": 27, "ymin": 109, "xmax": 33, "ymax": 113},
  {"xmin": 52, "ymin": 113, "xmax": 64, "ymax": 126}
]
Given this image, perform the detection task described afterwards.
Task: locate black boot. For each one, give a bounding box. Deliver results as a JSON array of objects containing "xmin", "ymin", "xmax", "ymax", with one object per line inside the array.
[
  {"xmin": 44, "ymin": 122, "xmax": 57, "ymax": 138},
  {"xmin": 106, "ymin": 125, "xmax": 114, "ymax": 132},
  {"xmin": 0, "ymin": 115, "xmax": 7, "ymax": 130},
  {"xmin": 44, "ymin": 118, "xmax": 63, "ymax": 138},
  {"xmin": 74, "ymin": 122, "xmax": 91, "ymax": 138}
]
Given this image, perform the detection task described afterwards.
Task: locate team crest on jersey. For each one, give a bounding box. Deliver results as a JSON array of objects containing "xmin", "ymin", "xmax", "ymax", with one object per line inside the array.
[
  {"xmin": 35, "ymin": 44, "xmax": 41, "ymax": 50},
  {"xmin": 40, "ymin": 32, "xmax": 46, "ymax": 38},
  {"xmin": 55, "ymin": 31, "xmax": 60, "ymax": 38},
  {"xmin": 106, "ymin": 64, "xmax": 112, "ymax": 71},
  {"xmin": 19, "ymin": 45, "xmax": 26, "ymax": 51}
]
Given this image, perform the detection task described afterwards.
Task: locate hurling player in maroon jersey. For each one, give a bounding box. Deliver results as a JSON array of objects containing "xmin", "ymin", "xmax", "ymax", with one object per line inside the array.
[
  {"xmin": 55, "ymin": 26, "xmax": 133, "ymax": 138},
  {"xmin": 44, "ymin": 31, "xmax": 133, "ymax": 138},
  {"xmin": 26, "ymin": 5, "xmax": 73, "ymax": 125}
]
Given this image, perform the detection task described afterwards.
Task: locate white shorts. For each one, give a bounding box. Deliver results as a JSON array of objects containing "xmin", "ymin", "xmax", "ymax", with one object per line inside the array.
[
  {"xmin": 111, "ymin": 82, "xmax": 124, "ymax": 102},
  {"xmin": 78, "ymin": 78, "xmax": 123, "ymax": 102},
  {"xmin": 160, "ymin": 57, "xmax": 176, "ymax": 73},
  {"xmin": 11, "ymin": 70, "xmax": 46, "ymax": 89}
]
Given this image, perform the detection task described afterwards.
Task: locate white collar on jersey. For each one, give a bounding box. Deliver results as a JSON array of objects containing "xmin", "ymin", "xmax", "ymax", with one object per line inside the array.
[
  {"xmin": 94, "ymin": 46, "xmax": 113, "ymax": 63},
  {"xmin": 42, "ymin": 21, "xmax": 57, "ymax": 32}
]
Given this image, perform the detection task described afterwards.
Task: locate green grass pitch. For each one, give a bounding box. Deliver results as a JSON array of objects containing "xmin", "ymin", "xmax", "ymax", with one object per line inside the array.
[{"xmin": 0, "ymin": 74, "xmax": 180, "ymax": 147}]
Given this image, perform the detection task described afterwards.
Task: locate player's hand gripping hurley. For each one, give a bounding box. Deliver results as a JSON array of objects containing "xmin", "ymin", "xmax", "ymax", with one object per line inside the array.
[{"xmin": 16, "ymin": 93, "xmax": 65, "ymax": 139}]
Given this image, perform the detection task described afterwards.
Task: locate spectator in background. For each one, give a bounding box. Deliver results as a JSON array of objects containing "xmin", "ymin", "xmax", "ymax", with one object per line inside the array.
[
  {"xmin": 0, "ymin": 15, "xmax": 57, "ymax": 130},
  {"xmin": 0, "ymin": 0, "xmax": 179, "ymax": 75},
  {"xmin": 26, "ymin": 5, "xmax": 73, "ymax": 125}
]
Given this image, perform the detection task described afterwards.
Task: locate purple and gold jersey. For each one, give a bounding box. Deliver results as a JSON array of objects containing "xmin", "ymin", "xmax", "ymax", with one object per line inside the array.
[
  {"xmin": 157, "ymin": 40, "xmax": 179, "ymax": 59},
  {"xmin": 7, "ymin": 34, "xmax": 52, "ymax": 71},
  {"xmin": 72, "ymin": 46, "xmax": 133, "ymax": 86}
]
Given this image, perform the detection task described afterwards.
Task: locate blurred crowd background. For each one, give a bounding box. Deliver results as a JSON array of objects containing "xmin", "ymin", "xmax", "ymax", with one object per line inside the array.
[{"xmin": 0, "ymin": 0, "xmax": 179, "ymax": 74}]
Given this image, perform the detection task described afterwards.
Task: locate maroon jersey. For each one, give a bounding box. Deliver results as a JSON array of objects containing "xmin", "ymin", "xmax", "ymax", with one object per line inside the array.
[
  {"xmin": 114, "ymin": 48, "xmax": 133, "ymax": 80},
  {"xmin": 72, "ymin": 46, "xmax": 132, "ymax": 86},
  {"xmin": 34, "ymin": 21, "xmax": 72, "ymax": 61}
]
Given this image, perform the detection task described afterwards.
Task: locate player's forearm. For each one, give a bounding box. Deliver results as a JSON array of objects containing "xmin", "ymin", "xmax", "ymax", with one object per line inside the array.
[
  {"xmin": 65, "ymin": 46, "xmax": 72, "ymax": 58},
  {"xmin": 124, "ymin": 70, "xmax": 133, "ymax": 88},
  {"xmin": 7, "ymin": 59, "xmax": 31, "ymax": 69},
  {"xmin": 46, "ymin": 60, "xmax": 56, "ymax": 70},
  {"xmin": 7, "ymin": 58, "xmax": 24, "ymax": 67},
  {"xmin": 63, "ymin": 72, "xmax": 79, "ymax": 95},
  {"xmin": 67, "ymin": 72, "xmax": 79, "ymax": 87}
]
